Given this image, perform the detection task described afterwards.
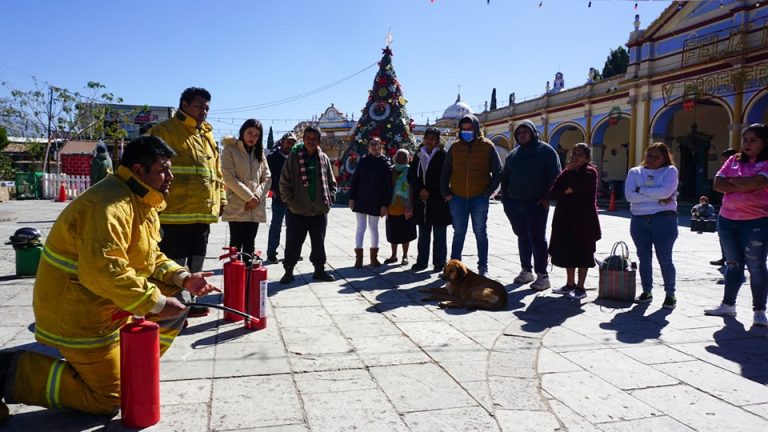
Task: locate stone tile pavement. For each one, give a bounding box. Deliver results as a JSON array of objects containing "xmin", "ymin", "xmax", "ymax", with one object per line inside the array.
[{"xmin": 0, "ymin": 198, "xmax": 767, "ymax": 431}]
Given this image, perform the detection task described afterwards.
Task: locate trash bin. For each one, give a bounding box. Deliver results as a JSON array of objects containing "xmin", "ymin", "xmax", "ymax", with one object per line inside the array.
[
  {"xmin": 14, "ymin": 172, "xmax": 42, "ymax": 200},
  {"xmin": 6, "ymin": 227, "xmax": 43, "ymax": 277}
]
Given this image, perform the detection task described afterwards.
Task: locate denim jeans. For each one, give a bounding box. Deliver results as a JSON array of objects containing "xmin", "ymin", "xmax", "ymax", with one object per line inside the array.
[
  {"xmin": 448, "ymin": 196, "xmax": 489, "ymax": 271},
  {"xmin": 266, "ymin": 199, "xmax": 288, "ymax": 258},
  {"xmin": 718, "ymin": 216, "xmax": 768, "ymax": 311},
  {"xmin": 416, "ymin": 224, "xmax": 447, "ymax": 267},
  {"xmin": 502, "ymin": 199, "xmax": 550, "ymax": 274},
  {"xmin": 629, "ymin": 213, "xmax": 678, "ymax": 295}
]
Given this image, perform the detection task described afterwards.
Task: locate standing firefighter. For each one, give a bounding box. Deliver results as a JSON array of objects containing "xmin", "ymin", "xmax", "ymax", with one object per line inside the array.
[
  {"xmin": 148, "ymin": 87, "xmax": 226, "ymax": 317},
  {"xmin": 0, "ymin": 136, "xmax": 219, "ymax": 419}
]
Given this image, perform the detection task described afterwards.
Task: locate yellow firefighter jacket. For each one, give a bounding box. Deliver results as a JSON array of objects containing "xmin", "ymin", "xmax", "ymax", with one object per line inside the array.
[
  {"xmin": 33, "ymin": 166, "xmax": 187, "ymax": 350},
  {"xmin": 148, "ymin": 111, "xmax": 226, "ymax": 224}
]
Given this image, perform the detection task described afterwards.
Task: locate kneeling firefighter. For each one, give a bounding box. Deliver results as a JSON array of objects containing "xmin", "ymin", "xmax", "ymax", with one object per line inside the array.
[{"xmin": 0, "ymin": 136, "xmax": 220, "ymax": 420}]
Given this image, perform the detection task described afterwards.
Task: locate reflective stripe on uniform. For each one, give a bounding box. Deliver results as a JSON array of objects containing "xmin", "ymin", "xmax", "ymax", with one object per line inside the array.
[
  {"xmin": 152, "ymin": 261, "xmax": 182, "ymax": 281},
  {"xmin": 159, "ymin": 334, "xmax": 175, "ymax": 349},
  {"xmin": 158, "ymin": 213, "xmax": 219, "ymax": 224},
  {"xmin": 42, "ymin": 245, "xmax": 78, "ymax": 275},
  {"xmin": 170, "ymin": 165, "xmax": 214, "ymax": 177},
  {"xmin": 123, "ymin": 283, "xmax": 157, "ymax": 312},
  {"xmin": 35, "ymin": 325, "xmax": 120, "ymax": 349},
  {"xmin": 45, "ymin": 359, "xmax": 66, "ymax": 409}
]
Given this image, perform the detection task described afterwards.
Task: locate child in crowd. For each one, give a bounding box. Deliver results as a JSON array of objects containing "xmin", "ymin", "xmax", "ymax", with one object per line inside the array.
[{"xmin": 691, "ymin": 195, "xmax": 716, "ymax": 219}]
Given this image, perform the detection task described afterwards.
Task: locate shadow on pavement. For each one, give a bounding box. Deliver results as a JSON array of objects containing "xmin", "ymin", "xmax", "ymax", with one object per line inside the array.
[
  {"xmin": 513, "ymin": 294, "xmax": 586, "ymax": 334},
  {"xmin": 598, "ymin": 302, "xmax": 672, "ymax": 343},
  {"xmin": 2, "ymin": 409, "xmax": 112, "ymax": 431},
  {"xmin": 706, "ymin": 317, "xmax": 768, "ymax": 384}
]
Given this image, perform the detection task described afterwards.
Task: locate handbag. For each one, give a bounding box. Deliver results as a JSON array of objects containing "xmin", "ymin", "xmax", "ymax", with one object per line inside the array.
[{"xmin": 598, "ymin": 241, "xmax": 637, "ymax": 301}]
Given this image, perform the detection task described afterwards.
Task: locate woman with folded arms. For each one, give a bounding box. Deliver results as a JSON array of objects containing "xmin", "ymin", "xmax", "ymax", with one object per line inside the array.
[
  {"xmin": 704, "ymin": 123, "xmax": 768, "ymax": 327},
  {"xmin": 624, "ymin": 142, "xmax": 679, "ymax": 310}
]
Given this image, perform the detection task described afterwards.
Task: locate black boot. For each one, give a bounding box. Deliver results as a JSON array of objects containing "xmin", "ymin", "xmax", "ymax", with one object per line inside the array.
[
  {"xmin": 312, "ymin": 267, "xmax": 335, "ymax": 282},
  {"xmin": 280, "ymin": 266, "xmax": 295, "ymax": 284},
  {"xmin": 1, "ymin": 350, "xmax": 16, "ymax": 422}
]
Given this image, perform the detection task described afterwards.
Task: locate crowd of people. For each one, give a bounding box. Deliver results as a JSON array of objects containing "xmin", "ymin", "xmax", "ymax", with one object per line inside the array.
[{"xmin": 0, "ymin": 85, "xmax": 766, "ymax": 422}]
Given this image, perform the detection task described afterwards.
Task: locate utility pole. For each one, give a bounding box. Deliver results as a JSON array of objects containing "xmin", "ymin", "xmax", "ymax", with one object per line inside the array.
[{"xmin": 43, "ymin": 86, "xmax": 53, "ymax": 173}]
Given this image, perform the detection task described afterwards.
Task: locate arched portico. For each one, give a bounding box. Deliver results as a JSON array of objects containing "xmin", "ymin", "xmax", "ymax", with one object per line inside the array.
[
  {"xmin": 745, "ymin": 89, "xmax": 768, "ymax": 125},
  {"xmin": 593, "ymin": 116, "xmax": 631, "ymax": 193},
  {"xmin": 650, "ymin": 97, "xmax": 731, "ymax": 199},
  {"xmin": 548, "ymin": 122, "xmax": 586, "ymax": 168}
]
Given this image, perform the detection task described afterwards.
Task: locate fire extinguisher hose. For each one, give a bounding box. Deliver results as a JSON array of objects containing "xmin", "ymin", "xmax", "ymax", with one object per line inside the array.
[{"xmin": 182, "ymin": 301, "xmax": 260, "ymax": 325}]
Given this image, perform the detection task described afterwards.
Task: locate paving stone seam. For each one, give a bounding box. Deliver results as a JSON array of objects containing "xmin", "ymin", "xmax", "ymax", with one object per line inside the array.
[
  {"xmin": 326, "ymin": 265, "xmax": 506, "ymax": 427},
  {"xmin": 492, "ymin": 322, "xmax": 566, "ymax": 431}
]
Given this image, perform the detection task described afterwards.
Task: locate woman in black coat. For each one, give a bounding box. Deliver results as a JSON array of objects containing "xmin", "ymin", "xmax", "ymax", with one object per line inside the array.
[
  {"xmin": 349, "ymin": 137, "xmax": 393, "ymax": 267},
  {"xmin": 548, "ymin": 143, "xmax": 602, "ymax": 300},
  {"xmin": 407, "ymin": 127, "xmax": 452, "ymax": 272}
]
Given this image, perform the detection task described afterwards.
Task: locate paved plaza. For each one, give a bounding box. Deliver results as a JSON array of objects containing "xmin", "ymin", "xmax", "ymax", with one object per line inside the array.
[{"xmin": 1, "ymin": 198, "xmax": 767, "ymax": 431}]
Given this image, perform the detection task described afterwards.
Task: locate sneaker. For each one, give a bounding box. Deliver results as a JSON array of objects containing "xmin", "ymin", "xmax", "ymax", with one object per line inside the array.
[
  {"xmin": 662, "ymin": 296, "xmax": 677, "ymax": 310},
  {"xmin": 401, "ymin": 257, "xmax": 409, "ymax": 266},
  {"xmin": 552, "ymin": 285, "xmax": 575, "ymax": 295},
  {"xmin": 569, "ymin": 288, "xmax": 587, "ymax": 300},
  {"xmin": 636, "ymin": 292, "xmax": 653, "ymax": 304},
  {"xmin": 411, "ymin": 263, "xmax": 428, "ymax": 271},
  {"xmin": 514, "ymin": 271, "xmax": 535, "ymax": 284},
  {"xmin": 264, "ymin": 256, "xmax": 279, "ymax": 265},
  {"xmin": 432, "ymin": 264, "xmax": 444, "ymax": 273},
  {"xmin": 530, "ymin": 274, "xmax": 550, "ymax": 291},
  {"xmin": 709, "ymin": 258, "xmax": 725, "ymax": 266},
  {"xmin": 478, "ymin": 267, "xmax": 488, "ymax": 277},
  {"xmin": 383, "ymin": 256, "xmax": 398, "ymax": 264},
  {"xmin": 704, "ymin": 303, "xmax": 737, "ymax": 317},
  {"xmin": 754, "ymin": 310, "xmax": 768, "ymax": 327},
  {"xmin": 312, "ymin": 269, "xmax": 335, "ymax": 282}
]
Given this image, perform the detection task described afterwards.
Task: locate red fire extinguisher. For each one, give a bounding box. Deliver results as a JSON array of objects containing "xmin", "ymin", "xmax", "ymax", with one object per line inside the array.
[
  {"xmin": 219, "ymin": 247, "xmax": 246, "ymax": 322},
  {"xmin": 120, "ymin": 316, "xmax": 160, "ymax": 428},
  {"xmin": 245, "ymin": 253, "xmax": 268, "ymax": 330}
]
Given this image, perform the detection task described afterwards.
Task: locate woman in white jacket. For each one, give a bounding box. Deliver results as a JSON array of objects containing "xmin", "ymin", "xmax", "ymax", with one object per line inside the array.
[
  {"xmin": 624, "ymin": 142, "xmax": 679, "ymax": 309},
  {"xmin": 221, "ymin": 119, "xmax": 271, "ymax": 265}
]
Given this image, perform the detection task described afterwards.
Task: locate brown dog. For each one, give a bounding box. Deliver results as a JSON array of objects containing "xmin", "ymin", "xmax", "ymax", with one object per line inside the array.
[{"xmin": 420, "ymin": 259, "xmax": 508, "ymax": 310}]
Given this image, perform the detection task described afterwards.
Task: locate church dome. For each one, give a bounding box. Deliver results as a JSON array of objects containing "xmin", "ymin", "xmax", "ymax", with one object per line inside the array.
[{"xmin": 440, "ymin": 94, "xmax": 473, "ymax": 120}]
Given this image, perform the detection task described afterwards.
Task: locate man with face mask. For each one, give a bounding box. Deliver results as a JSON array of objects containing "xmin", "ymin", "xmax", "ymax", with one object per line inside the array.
[
  {"xmin": 501, "ymin": 120, "xmax": 561, "ymax": 291},
  {"xmin": 265, "ymin": 132, "xmax": 298, "ymax": 264},
  {"xmin": 440, "ymin": 114, "xmax": 502, "ymax": 276}
]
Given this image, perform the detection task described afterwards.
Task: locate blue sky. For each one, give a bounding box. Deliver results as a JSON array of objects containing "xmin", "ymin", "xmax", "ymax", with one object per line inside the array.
[{"xmin": 0, "ymin": 0, "xmax": 672, "ymax": 139}]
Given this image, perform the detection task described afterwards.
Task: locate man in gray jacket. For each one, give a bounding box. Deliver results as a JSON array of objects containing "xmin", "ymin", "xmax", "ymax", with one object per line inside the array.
[{"xmin": 279, "ymin": 125, "xmax": 337, "ymax": 284}]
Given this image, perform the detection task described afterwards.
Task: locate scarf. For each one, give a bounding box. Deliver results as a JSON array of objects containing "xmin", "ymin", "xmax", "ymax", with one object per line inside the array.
[
  {"xmin": 296, "ymin": 144, "xmax": 331, "ymax": 205},
  {"xmin": 392, "ymin": 163, "xmax": 410, "ymax": 204},
  {"xmin": 417, "ymin": 146, "xmax": 438, "ymax": 183}
]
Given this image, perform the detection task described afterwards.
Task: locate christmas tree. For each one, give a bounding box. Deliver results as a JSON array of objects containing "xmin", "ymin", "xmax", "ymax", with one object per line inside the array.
[{"xmin": 335, "ymin": 45, "xmax": 416, "ymax": 203}]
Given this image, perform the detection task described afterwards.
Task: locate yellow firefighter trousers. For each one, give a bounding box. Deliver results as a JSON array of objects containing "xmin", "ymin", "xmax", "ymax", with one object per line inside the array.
[{"xmin": 7, "ymin": 285, "xmax": 189, "ymax": 415}]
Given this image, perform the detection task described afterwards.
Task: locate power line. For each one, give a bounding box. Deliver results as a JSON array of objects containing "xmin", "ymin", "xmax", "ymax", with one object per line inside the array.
[{"xmin": 210, "ymin": 62, "xmax": 378, "ymax": 114}]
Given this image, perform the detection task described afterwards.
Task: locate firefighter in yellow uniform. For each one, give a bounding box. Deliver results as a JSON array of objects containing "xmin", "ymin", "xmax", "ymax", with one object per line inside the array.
[
  {"xmin": 0, "ymin": 136, "xmax": 219, "ymax": 419},
  {"xmin": 148, "ymin": 87, "xmax": 226, "ymax": 317}
]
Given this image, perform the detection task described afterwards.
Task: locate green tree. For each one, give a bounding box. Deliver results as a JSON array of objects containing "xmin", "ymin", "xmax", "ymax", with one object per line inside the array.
[
  {"xmin": 0, "ymin": 80, "xmax": 130, "ymax": 171},
  {"xmin": 267, "ymin": 126, "xmax": 274, "ymax": 150},
  {"xmin": 601, "ymin": 46, "xmax": 629, "ymax": 79},
  {"xmin": 490, "ymin": 88, "xmax": 497, "ymax": 110},
  {"xmin": 0, "ymin": 126, "xmax": 14, "ymax": 180}
]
